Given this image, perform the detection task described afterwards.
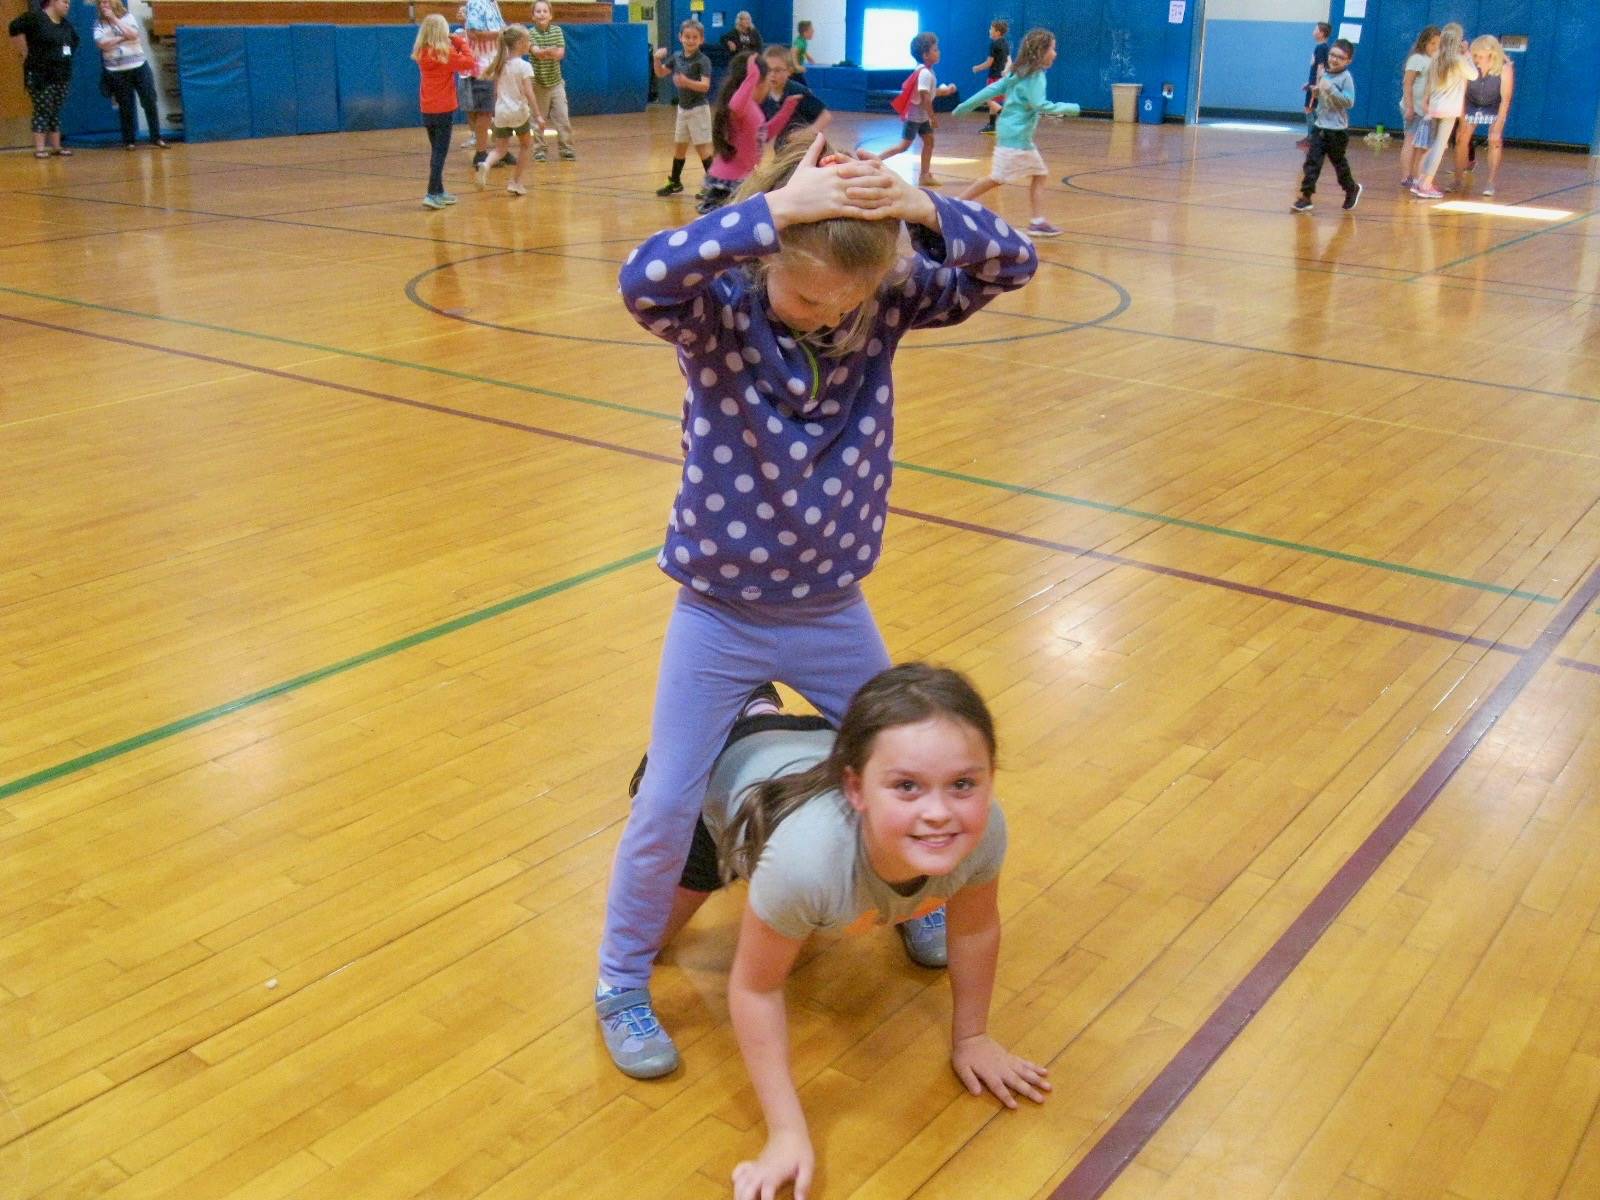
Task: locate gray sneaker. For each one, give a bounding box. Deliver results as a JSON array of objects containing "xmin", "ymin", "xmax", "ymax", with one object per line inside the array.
[
  {"xmin": 596, "ymin": 987, "xmax": 679, "ymax": 1078},
  {"xmin": 897, "ymin": 908, "xmax": 947, "ymax": 968}
]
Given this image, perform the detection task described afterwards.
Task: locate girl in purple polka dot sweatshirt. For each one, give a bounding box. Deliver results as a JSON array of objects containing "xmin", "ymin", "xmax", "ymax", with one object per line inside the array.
[{"xmin": 596, "ymin": 135, "xmax": 1038, "ymax": 1079}]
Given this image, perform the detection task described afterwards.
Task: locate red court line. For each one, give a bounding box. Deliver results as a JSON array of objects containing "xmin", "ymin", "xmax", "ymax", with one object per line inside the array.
[{"xmin": 1049, "ymin": 555, "xmax": 1600, "ymax": 1200}]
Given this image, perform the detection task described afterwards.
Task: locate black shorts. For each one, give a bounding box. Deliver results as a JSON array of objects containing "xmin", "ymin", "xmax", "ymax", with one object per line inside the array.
[{"xmin": 629, "ymin": 713, "xmax": 835, "ymax": 892}]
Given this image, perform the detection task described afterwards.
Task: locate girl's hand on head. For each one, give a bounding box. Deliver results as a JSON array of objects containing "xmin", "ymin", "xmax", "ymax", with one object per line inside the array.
[
  {"xmin": 732, "ymin": 1128, "xmax": 815, "ymax": 1200},
  {"xmin": 766, "ymin": 135, "xmax": 898, "ymax": 228},
  {"xmin": 845, "ymin": 161, "xmax": 938, "ymax": 228},
  {"xmin": 951, "ymin": 1034, "xmax": 1052, "ymax": 1109}
]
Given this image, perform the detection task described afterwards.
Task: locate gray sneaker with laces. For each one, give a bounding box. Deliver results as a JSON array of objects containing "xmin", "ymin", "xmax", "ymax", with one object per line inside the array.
[
  {"xmin": 897, "ymin": 908, "xmax": 948, "ymax": 968},
  {"xmin": 596, "ymin": 986, "xmax": 679, "ymax": 1078}
]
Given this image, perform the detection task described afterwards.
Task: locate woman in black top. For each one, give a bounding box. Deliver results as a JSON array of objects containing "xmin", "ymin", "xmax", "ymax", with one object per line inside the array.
[
  {"xmin": 720, "ymin": 10, "xmax": 762, "ymax": 57},
  {"xmin": 8, "ymin": 0, "xmax": 79, "ymax": 157}
]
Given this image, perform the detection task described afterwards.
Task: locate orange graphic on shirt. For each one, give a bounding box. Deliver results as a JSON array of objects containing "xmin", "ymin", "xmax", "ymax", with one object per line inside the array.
[{"xmin": 842, "ymin": 896, "xmax": 943, "ymax": 935}]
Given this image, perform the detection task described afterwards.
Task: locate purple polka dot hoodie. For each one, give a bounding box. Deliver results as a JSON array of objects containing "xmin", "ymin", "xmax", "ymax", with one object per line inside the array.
[{"xmin": 619, "ymin": 190, "xmax": 1038, "ymax": 603}]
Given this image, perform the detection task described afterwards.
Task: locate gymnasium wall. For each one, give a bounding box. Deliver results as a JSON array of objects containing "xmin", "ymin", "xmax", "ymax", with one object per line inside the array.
[
  {"xmin": 840, "ymin": 0, "xmax": 1199, "ymax": 118},
  {"xmin": 1327, "ymin": 0, "xmax": 1600, "ymax": 148},
  {"xmin": 791, "ymin": 0, "xmax": 845, "ymax": 65},
  {"xmin": 1199, "ymin": 0, "xmax": 1329, "ymax": 118}
]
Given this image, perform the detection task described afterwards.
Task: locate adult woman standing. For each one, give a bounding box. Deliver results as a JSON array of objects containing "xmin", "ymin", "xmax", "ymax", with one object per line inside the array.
[
  {"xmin": 94, "ymin": 0, "xmax": 168, "ymax": 149},
  {"xmin": 1458, "ymin": 35, "xmax": 1513, "ymax": 196},
  {"xmin": 8, "ymin": 0, "xmax": 79, "ymax": 159}
]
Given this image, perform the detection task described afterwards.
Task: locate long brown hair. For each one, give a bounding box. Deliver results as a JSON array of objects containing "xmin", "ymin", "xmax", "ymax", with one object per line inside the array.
[
  {"xmin": 1409, "ymin": 25, "xmax": 1441, "ymax": 57},
  {"xmin": 712, "ymin": 50, "xmax": 766, "ymax": 161},
  {"xmin": 1011, "ymin": 28, "xmax": 1056, "ymax": 79},
  {"xmin": 732, "ymin": 135, "xmax": 904, "ymax": 356},
  {"xmin": 717, "ymin": 664, "xmax": 997, "ymax": 881}
]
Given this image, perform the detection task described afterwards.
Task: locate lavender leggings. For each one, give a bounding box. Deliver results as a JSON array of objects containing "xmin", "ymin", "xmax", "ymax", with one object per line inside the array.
[{"xmin": 599, "ymin": 584, "xmax": 891, "ymax": 989}]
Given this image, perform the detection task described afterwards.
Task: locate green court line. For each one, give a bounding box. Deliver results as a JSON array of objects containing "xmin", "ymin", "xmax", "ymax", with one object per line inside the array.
[
  {"xmin": 0, "ymin": 285, "xmax": 1558, "ymax": 605},
  {"xmin": 895, "ymin": 463, "xmax": 1558, "ymax": 603},
  {"xmin": 0, "ymin": 547, "xmax": 658, "ymax": 803},
  {"xmin": 1408, "ymin": 205, "xmax": 1599, "ymax": 281}
]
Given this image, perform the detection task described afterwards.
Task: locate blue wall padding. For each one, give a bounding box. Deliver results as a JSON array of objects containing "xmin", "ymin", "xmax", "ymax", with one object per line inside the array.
[
  {"xmin": 377, "ymin": 25, "xmax": 422, "ymax": 129},
  {"xmin": 177, "ymin": 27, "xmax": 253, "ymax": 142},
  {"xmin": 61, "ymin": 5, "xmax": 124, "ymax": 143},
  {"xmin": 245, "ymin": 26, "xmax": 298, "ymax": 138},
  {"xmin": 1328, "ymin": 0, "xmax": 1600, "ymax": 148},
  {"xmin": 1199, "ymin": 21, "xmax": 1313, "ymax": 116},
  {"xmin": 291, "ymin": 25, "xmax": 340, "ymax": 134},
  {"xmin": 333, "ymin": 26, "xmax": 386, "ymax": 130},
  {"xmin": 176, "ymin": 22, "xmax": 647, "ymax": 141}
]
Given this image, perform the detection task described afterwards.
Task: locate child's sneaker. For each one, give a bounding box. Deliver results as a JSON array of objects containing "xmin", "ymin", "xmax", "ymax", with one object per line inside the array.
[
  {"xmin": 596, "ymin": 986, "xmax": 679, "ymax": 1078},
  {"xmin": 1482, "ymin": 185, "xmax": 1496, "ymax": 197},
  {"xmin": 1027, "ymin": 218, "xmax": 1062, "ymax": 237},
  {"xmin": 475, "ymin": 161, "xmax": 490, "ymax": 190},
  {"xmin": 498, "ymin": 153, "xmax": 517, "ymax": 167},
  {"xmin": 533, "ymin": 146, "xmax": 548, "ymax": 162},
  {"xmin": 421, "ymin": 193, "xmax": 448, "ymax": 209},
  {"xmin": 1342, "ymin": 182, "xmax": 1362, "ymax": 210},
  {"xmin": 1291, "ymin": 196, "xmax": 1313, "ymax": 213},
  {"xmin": 1399, "ymin": 176, "xmax": 1414, "ymax": 189},
  {"xmin": 980, "ymin": 121, "xmax": 996, "ymax": 134},
  {"xmin": 560, "ymin": 148, "xmax": 577, "ymax": 160},
  {"xmin": 1412, "ymin": 186, "xmax": 1445, "ymax": 199},
  {"xmin": 507, "ymin": 181, "xmax": 527, "ymax": 196},
  {"xmin": 438, "ymin": 192, "xmax": 458, "ymax": 205},
  {"xmin": 655, "ymin": 179, "xmax": 684, "ymax": 196},
  {"xmin": 897, "ymin": 909, "xmax": 948, "ymax": 968}
]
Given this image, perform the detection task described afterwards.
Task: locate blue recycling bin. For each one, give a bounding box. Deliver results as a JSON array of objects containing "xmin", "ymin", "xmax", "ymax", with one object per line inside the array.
[{"xmin": 1138, "ymin": 91, "xmax": 1167, "ymax": 124}]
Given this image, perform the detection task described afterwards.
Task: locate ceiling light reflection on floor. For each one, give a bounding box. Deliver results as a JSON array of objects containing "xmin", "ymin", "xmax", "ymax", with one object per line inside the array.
[{"xmin": 1433, "ymin": 200, "xmax": 1572, "ymax": 220}]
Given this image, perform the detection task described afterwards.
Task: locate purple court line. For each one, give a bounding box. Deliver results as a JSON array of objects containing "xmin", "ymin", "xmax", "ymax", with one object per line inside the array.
[
  {"xmin": 7, "ymin": 309, "xmax": 1592, "ymax": 675},
  {"xmin": 1048, "ymin": 555, "xmax": 1600, "ymax": 1200}
]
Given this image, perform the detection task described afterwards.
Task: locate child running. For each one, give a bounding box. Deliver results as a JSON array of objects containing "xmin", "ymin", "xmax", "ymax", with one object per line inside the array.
[
  {"xmin": 971, "ymin": 18, "xmax": 1010, "ymax": 135},
  {"xmin": 880, "ymin": 32, "xmax": 958, "ymax": 185},
  {"xmin": 792, "ymin": 20, "xmax": 814, "ymax": 76},
  {"xmin": 413, "ymin": 14, "xmax": 476, "ymax": 209},
  {"xmin": 639, "ymin": 664, "xmax": 1048, "ymax": 1200},
  {"xmin": 653, "ymin": 19, "xmax": 714, "ymax": 196},
  {"xmin": 605, "ymin": 134, "xmax": 1039, "ymax": 1080},
  {"xmin": 953, "ymin": 28, "xmax": 1079, "ymax": 238},
  {"xmin": 527, "ymin": 0, "xmax": 575, "ymax": 161},
  {"xmin": 475, "ymin": 24, "xmax": 539, "ymax": 196},
  {"xmin": 698, "ymin": 50, "xmax": 802, "ymax": 213}
]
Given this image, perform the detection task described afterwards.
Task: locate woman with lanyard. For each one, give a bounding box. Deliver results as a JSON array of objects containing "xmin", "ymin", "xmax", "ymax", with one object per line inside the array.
[
  {"xmin": 8, "ymin": 0, "xmax": 79, "ymax": 159},
  {"xmin": 94, "ymin": 0, "xmax": 169, "ymax": 150}
]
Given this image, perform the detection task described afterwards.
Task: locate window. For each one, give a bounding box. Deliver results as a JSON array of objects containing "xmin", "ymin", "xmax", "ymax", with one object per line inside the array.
[{"xmin": 861, "ymin": 8, "xmax": 918, "ymax": 71}]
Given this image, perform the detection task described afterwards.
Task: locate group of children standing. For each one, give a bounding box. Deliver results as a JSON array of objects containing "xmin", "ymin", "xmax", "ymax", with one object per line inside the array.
[{"xmin": 411, "ymin": 0, "xmax": 577, "ymax": 209}]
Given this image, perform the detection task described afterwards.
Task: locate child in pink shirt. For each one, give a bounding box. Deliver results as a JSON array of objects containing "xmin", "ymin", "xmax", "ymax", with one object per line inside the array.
[{"xmin": 697, "ymin": 51, "xmax": 801, "ymax": 213}]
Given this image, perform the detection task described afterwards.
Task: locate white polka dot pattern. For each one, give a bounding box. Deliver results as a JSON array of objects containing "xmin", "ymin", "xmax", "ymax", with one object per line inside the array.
[{"xmin": 617, "ymin": 190, "xmax": 1038, "ymax": 602}]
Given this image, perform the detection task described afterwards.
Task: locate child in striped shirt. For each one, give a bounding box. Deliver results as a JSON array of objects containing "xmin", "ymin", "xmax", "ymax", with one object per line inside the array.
[{"xmin": 527, "ymin": 0, "xmax": 574, "ymax": 160}]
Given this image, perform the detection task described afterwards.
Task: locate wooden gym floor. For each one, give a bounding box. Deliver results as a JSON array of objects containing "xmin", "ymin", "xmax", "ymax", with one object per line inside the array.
[{"xmin": 2, "ymin": 107, "xmax": 1599, "ymax": 1200}]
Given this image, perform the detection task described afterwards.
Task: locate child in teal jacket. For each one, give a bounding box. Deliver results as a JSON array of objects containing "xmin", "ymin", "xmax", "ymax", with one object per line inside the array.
[{"xmin": 953, "ymin": 28, "xmax": 1079, "ymax": 237}]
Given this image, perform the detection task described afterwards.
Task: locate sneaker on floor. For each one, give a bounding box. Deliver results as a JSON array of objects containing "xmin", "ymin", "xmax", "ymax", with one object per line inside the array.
[
  {"xmin": 1026, "ymin": 218, "xmax": 1062, "ymax": 237},
  {"xmin": 655, "ymin": 178, "xmax": 684, "ymax": 196},
  {"xmin": 1412, "ymin": 186, "xmax": 1445, "ymax": 199},
  {"xmin": 422, "ymin": 193, "xmax": 448, "ymax": 209},
  {"xmin": 560, "ymin": 148, "xmax": 577, "ymax": 160},
  {"xmin": 507, "ymin": 181, "xmax": 527, "ymax": 196},
  {"xmin": 1481, "ymin": 185, "xmax": 1496, "ymax": 197},
  {"xmin": 897, "ymin": 909, "xmax": 948, "ymax": 968},
  {"xmin": 438, "ymin": 192, "xmax": 458, "ymax": 205},
  {"xmin": 475, "ymin": 161, "xmax": 490, "ymax": 190},
  {"xmin": 533, "ymin": 149, "xmax": 548, "ymax": 162},
  {"xmin": 596, "ymin": 986, "xmax": 679, "ymax": 1078},
  {"xmin": 472, "ymin": 150, "xmax": 487, "ymax": 166},
  {"xmin": 498, "ymin": 153, "xmax": 517, "ymax": 167},
  {"xmin": 1291, "ymin": 196, "xmax": 1313, "ymax": 213},
  {"xmin": 1399, "ymin": 176, "xmax": 1415, "ymax": 189},
  {"xmin": 980, "ymin": 123, "xmax": 996, "ymax": 135},
  {"xmin": 1342, "ymin": 182, "xmax": 1363, "ymax": 210}
]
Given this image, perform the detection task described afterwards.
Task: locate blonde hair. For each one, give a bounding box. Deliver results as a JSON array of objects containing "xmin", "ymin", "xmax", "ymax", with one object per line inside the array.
[
  {"xmin": 412, "ymin": 13, "xmax": 452, "ymax": 63},
  {"xmin": 1012, "ymin": 28, "xmax": 1055, "ymax": 78},
  {"xmin": 485, "ymin": 24, "xmax": 530, "ymax": 80},
  {"xmin": 98, "ymin": 0, "xmax": 129, "ymax": 18},
  {"xmin": 732, "ymin": 137, "xmax": 905, "ymax": 357},
  {"xmin": 1469, "ymin": 34, "xmax": 1507, "ymax": 77},
  {"xmin": 1427, "ymin": 23, "xmax": 1472, "ymax": 95}
]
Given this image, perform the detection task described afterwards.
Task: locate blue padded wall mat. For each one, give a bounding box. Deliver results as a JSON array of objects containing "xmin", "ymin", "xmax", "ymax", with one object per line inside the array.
[
  {"xmin": 176, "ymin": 27, "xmax": 252, "ymax": 142},
  {"xmin": 245, "ymin": 26, "xmax": 298, "ymax": 138},
  {"xmin": 291, "ymin": 25, "xmax": 340, "ymax": 134}
]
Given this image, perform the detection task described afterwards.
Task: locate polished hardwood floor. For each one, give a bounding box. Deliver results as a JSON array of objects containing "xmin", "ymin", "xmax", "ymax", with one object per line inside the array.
[{"xmin": 2, "ymin": 107, "xmax": 1598, "ymax": 1200}]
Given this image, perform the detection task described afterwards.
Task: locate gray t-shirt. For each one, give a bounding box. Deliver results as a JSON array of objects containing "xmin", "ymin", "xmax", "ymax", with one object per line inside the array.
[
  {"xmin": 702, "ymin": 727, "xmax": 1008, "ymax": 941},
  {"xmin": 669, "ymin": 49, "xmax": 712, "ymax": 109}
]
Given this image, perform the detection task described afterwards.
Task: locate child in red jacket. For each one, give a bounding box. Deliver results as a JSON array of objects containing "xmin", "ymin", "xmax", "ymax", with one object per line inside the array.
[{"xmin": 413, "ymin": 14, "xmax": 476, "ymax": 209}]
